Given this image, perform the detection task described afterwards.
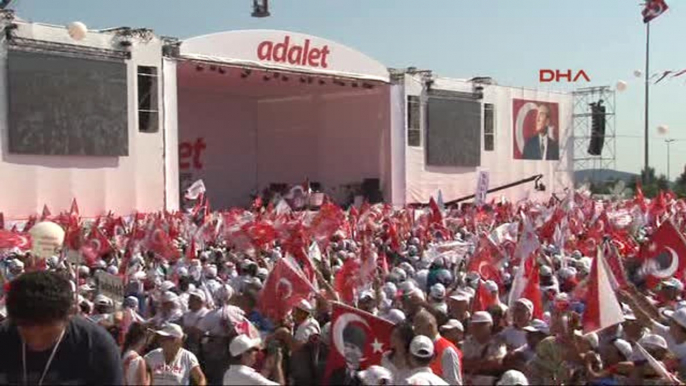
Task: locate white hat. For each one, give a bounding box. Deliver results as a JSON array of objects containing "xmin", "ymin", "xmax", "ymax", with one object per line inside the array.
[
  {"xmin": 430, "ymin": 283, "xmax": 446, "ymax": 300},
  {"xmin": 229, "ymin": 334, "xmax": 262, "ymax": 357},
  {"xmin": 160, "ymin": 280, "xmax": 176, "ymax": 292},
  {"xmin": 585, "ymin": 332, "xmax": 599, "ymax": 350},
  {"xmin": 409, "ymin": 335, "xmax": 435, "ymax": 358},
  {"xmin": 162, "ymin": 291, "xmax": 179, "ymax": 303},
  {"xmin": 295, "ymin": 299, "xmax": 313, "ymax": 313},
  {"xmin": 578, "ymin": 257, "xmax": 592, "ymax": 273},
  {"xmin": 440, "ymin": 319, "xmax": 464, "ymax": 332},
  {"xmin": 484, "ymin": 280, "xmax": 499, "ymax": 293},
  {"xmin": 188, "ymin": 289, "xmax": 206, "ymax": 303},
  {"xmin": 664, "ymin": 308, "xmax": 686, "ymax": 329},
  {"xmin": 106, "ymin": 266, "xmax": 119, "ymax": 275},
  {"xmin": 449, "ymin": 289, "xmax": 472, "ymax": 302},
  {"xmin": 385, "ymin": 309, "xmax": 406, "ymax": 324},
  {"xmin": 539, "ymin": 265, "xmax": 553, "ymax": 276},
  {"xmin": 177, "ymin": 267, "xmax": 189, "ymax": 277},
  {"xmin": 497, "ymin": 370, "xmax": 529, "ymax": 386},
  {"xmin": 357, "ymin": 365, "xmax": 392, "ymax": 385},
  {"xmin": 558, "ymin": 267, "xmax": 577, "ymax": 280},
  {"xmin": 382, "ymin": 282, "xmax": 398, "ymax": 299},
  {"xmin": 205, "ymin": 264, "xmax": 218, "ymax": 278},
  {"xmin": 359, "ymin": 290, "xmax": 375, "ymax": 301},
  {"xmin": 522, "ymin": 319, "xmax": 549, "ymax": 334},
  {"xmin": 613, "ymin": 339, "xmax": 633, "ymax": 360},
  {"xmin": 471, "ymin": 311, "xmax": 494, "ymax": 324},
  {"xmin": 661, "ymin": 277, "xmax": 685, "ymax": 292},
  {"xmin": 155, "ymin": 323, "xmax": 184, "ymax": 339},
  {"xmin": 94, "ymin": 294, "xmax": 113, "ymax": 307},
  {"xmin": 639, "ymin": 334, "xmax": 668, "ymax": 350},
  {"xmin": 78, "ymin": 265, "xmax": 89, "ymax": 276},
  {"xmin": 515, "ymin": 298, "xmax": 534, "ymax": 315}
]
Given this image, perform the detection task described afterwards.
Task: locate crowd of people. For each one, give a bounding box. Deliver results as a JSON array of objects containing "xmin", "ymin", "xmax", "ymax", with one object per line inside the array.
[{"xmin": 1, "ymin": 187, "xmax": 686, "ymax": 385}]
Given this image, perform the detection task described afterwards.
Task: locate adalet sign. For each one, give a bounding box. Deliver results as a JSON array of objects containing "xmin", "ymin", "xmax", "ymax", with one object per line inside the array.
[
  {"xmin": 180, "ymin": 30, "xmax": 390, "ymax": 82},
  {"xmin": 257, "ymin": 36, "xmax": 331, "ymax": 69}
]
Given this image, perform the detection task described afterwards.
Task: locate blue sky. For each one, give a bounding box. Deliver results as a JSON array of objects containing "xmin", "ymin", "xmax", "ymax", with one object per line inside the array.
[{"xmin": 14, "ymin": 0, "xmax": 686, "ymax": 179}]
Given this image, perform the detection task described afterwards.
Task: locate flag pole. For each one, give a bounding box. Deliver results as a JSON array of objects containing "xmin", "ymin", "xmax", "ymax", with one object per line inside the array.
[{"xmin": 644, "ymin": 20, "xmax": 651, "ymax": 184}]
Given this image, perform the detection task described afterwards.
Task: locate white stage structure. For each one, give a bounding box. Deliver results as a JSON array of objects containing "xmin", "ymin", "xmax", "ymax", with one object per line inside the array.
[
  {"xmin": 176, "ymin": 30, "xmax": 393, "ymax": 209},
  {"xmin": 0, "ymin": 17, "xmax": 574, "ymax": 219}
]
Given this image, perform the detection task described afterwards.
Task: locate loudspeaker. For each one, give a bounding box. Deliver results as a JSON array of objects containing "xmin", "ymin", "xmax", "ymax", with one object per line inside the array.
[{"xmin": 588, "ymin": 102, "xmax": 606, "ymax": 156}]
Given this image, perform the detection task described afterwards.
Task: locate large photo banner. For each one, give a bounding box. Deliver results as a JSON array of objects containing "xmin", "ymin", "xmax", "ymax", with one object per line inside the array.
[{"xmin": 513, "ymin": 99, "xmax": 560, "ymax": 161}]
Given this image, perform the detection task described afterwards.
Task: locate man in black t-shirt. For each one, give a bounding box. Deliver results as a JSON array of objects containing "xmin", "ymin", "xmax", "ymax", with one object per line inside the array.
[{"xmin": 0, "ymin": 271, "xmax": 123, "ymax": 385}]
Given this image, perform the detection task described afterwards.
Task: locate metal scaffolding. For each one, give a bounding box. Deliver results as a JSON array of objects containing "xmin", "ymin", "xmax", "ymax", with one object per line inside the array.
[{"xmin": 572, "ymin": 86, "xmax": 617, "ymax": 186}]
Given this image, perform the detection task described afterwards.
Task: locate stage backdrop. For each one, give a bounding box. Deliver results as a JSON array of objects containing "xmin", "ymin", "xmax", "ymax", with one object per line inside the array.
[{"xmin": 512, "ymin": 99, "xmax": 559, "ymax": 161}]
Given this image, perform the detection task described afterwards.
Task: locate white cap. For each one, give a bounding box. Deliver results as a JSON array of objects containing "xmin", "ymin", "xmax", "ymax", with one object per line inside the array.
[
  {"xmin": 229, "ymin": 334, "xmax": 262, "ymax": 357},
  {"xmin": 357, "ymin": 365, "xmax": 392, "ymax": 385},
  {"xmin": 471, "ymin": 311, "xmax": 494, "ymax": 325},
  {"xmin": 662, "ymin": 277, "xmax": 685, "ymax": 291},
  {"xmin": 295, "ymin": 299, "xmax": 313, "ymax": 313},
  {"xmin": 385, "ymin": 309, "xmax": 406, "ymax": 324},
  {"xmin": 106, "ymin": 266, "xmax": 119, "ymax": 275},
  {"xmin": 578, "ymin": 257, "xmax": 592, "ymax": 273},
  {"xmin": 440, "ymin": 319, "xmax": 464, "ymax": 332},
  {"xmin": 188, "ymin": 289, "xmax": 206, "ymax": 303},
  {"xmin": 359, "ymin": 290, "xmax": 375, "ymax": 301},
  {"xmin": 497, "ymin": 370, "xmax": 529, "ymax": 386},
  {"xmin": 78, "ymin": 265, "xmax": 89, "ymax": 275},
  {"xmin": 160, "ymin": 280, "xmax": 176, "ymax": 292},
  {"xmin": 585, "ymin": 332, "xmax": 599, "ymax": 350},
  {"xmin": 558, "ymin": 267, "xmax": 577, "ymax": 280},
  {"xmin": 430, "ymin": 283, "xmax": 446, "ymax": 300},
  {"xmin": 409, "ymin": 335, "xmax": 435, "ymax": 358},
  {"xmin": 522, "ymin": 319, "xmax": 549, "ymax": 334},
  {"xmin": 639, "ymin": 334, "xmax": 668, "ymax": 350},
  {"xmin": 484, "ymin": 280, "xmax": 499, "ymax": 293},
  {"xmin": 450, "ymin": 289, "xmax": 472, "ymax": 302},
  {"xmin": 613, "ymin": 339, "xmax": 633, "ymax": 360},
  {"xmin": 205, "ymin": 264, "xmax": 218, "ymax": 278},
  {"xmin": 162, "ymin": 291, "xmax": 179, "ymax": 303},
  {"xmin": 540, "ymin": 265, "xmax": 553, "ymax": 276},
  {"xmin": 382, "ymin": 282, "xmax": 398, "ymax": 299},
  {"xmin": 664, "ymin": 308, "xmax": 686, "ymax": 329},
  {"xmin": 177, "ymin": 267, "xmax": 189, "ymax": 277},
  {"xmin": 515, "ymin": 298, "xmax": 534, "ymax": 315},
  {"xmin": 155, "ymin": 323, "xmax": 184, "ymax": 339},
  {"xmin": 94, "ymin": 294, "xmax": 113, "ymax": 307}
]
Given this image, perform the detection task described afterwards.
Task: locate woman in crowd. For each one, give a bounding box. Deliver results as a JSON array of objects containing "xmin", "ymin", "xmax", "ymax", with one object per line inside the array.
[
  {"xmin": 144, "ymin": 323, "xmax": 207, "ymax": 386},
  {"xmin": 122, "ymin": 322, "xmax": 151, "ymax": 386}
]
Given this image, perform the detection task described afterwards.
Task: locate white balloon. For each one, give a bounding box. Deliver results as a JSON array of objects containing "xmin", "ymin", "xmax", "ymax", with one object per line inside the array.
[
  {"xmin": 616, "ymin": 80, "xmax": 628, "ymax": 92},
  {"xmin": 633, "ymin": 70, "xmax": 643, "ymax": 78},
  {"xmin": 67, "ymin": 21, "xmax": 88, "ymax": 41},
  {"xmin": 29, "ymin": 221, "xmax": 66, "ymax": 259},
  {"xmin": 657, "ymin": 125, "xmax": 669, "ymax": 135}
]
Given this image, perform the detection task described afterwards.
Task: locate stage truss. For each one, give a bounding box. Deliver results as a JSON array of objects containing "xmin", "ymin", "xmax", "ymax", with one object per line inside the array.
[{"xmin": 572, "ymin": 86, "xmax": 617, "ymax": 186}]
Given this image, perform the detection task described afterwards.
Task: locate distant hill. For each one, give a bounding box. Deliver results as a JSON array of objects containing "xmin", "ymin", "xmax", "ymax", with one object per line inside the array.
[{"xmin": 574, "ymin": 169, "xmax": 639, "ymax": 184}]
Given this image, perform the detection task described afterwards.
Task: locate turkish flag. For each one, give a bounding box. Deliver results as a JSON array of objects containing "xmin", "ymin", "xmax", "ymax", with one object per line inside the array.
[
  {"xmin": 472, "ymin": 280, "xmax": 498, "ymax": 313},
  {"xmin": 259, "ymin": 259, "xmax": 316, "ymax": 321},
  {"xmin": 80, "ymin": 227, "xmax": 111, "ymax": 266},
  {"xmin": 467, "ymin": 236, "xmax": 503, "ymax": 286},
  {"xmin": 638, "ymin": 220, "xmax": 686, "ymax": 287},
  {"xmin": 642, "ymin": 0, "xmax": 669, "ymax": 23},
  {"xmin": 70, "ymin": 198, "xmax": 80, "ymax": 217},
  {"xmin": 324, "ymin": 302, "xmax": 394, "ymax": 385},
  {"xmin": 146, "ymin": 223, "xmax": 180, "ymax": 261},
  {"xmin": 40, "ymin": 205, "xmax": 52, "ymax": 221},
  {"xmin": 0, "ymin": 229, "xmax": 32, "ymax": 250},
  {"xmin": 429, "ymin": 197, "xmax": 443, "ymax": 225},
  {"xmin": 583, "ymin": 247, "xmax": 625, "ymax": 333},
  {"xmin": 334, "ymin": 258, "xmax": 360, "ymax": 304}
]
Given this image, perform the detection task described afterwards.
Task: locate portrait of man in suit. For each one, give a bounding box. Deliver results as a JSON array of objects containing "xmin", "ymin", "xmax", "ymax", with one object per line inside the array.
[{"xmin": 521, "ymin": 104, "xmax": 559, "ymax": 160}]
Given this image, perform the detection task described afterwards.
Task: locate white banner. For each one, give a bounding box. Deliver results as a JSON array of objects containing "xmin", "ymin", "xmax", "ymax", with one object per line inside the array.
[
  {"xmin": 474, "ymin": 171, "xmax": 490, "ymax": 206},
  {"xmin": 95, "ymin": 271, "xmax": 125, "ymax": 304}
]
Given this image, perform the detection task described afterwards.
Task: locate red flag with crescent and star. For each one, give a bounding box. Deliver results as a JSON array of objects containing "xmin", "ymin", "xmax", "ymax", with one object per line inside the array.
[
  {"xmin": 259, "ymin": 258, "xmax": 316, "ymax": 321},
  {"xmin": 642, "ymin": 0, "xmax": 669, "ymax": 23},
  {"xmin": 638, "ymin": 220, "xmax": 686, "ymax": 288},
  {"xmin": 324, "ymin": 302, "xmax": 394, "ymax": 385}
]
